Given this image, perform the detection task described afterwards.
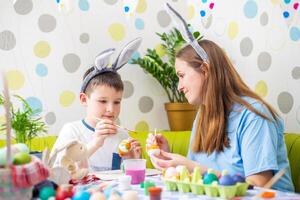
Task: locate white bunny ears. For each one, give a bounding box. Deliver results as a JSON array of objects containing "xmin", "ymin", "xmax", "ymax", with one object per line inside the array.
[
  {"xmin": 165, "ymin": 3, "xmax": 209, "ymax": 63},
  {"xmin": 81, "ymin": 37, "xmax": 142, "ymax": 93}
]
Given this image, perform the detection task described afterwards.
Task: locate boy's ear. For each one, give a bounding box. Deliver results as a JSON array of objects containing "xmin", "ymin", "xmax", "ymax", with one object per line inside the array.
[{"xmin": 79, "ymin": 92, "xmax": 88, "ymax": 106}]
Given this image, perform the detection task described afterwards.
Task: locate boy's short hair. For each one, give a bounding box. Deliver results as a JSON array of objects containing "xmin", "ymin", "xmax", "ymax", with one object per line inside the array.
[{"xmin": 83, "ymin": 66, "xmax": 124, "ymax": 96}]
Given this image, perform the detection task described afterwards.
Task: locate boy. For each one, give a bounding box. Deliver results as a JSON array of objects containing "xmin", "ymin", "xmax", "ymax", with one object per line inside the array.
[{"xmin": 51, "ymin": 38, "xmax": 142, "ymax": 171}]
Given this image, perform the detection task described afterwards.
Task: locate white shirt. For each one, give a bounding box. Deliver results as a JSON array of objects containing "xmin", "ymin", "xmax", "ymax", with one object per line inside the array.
[{"xmin": 51, "ymin": 120, "xmax": 128, "ymax": 171}]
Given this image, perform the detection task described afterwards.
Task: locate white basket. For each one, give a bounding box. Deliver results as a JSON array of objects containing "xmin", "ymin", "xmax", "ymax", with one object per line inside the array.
[{"xmin": 0, "ymin": 168, "xmax": 32, "ymax": 200}]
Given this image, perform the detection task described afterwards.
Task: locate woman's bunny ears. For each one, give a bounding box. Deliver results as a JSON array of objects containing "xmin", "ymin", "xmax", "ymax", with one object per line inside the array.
[
  {"xmin": 165, "ymin": 3, "xmax": 209, "ymax": 63},
  {"xmin": 81, "ymin": 37, "xmax": 142, "ymax": 93}
]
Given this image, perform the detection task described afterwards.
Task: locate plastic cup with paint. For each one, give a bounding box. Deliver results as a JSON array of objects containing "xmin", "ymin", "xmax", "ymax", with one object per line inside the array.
[{"xmin": 123, "ymin": 159, "xmax": 146, "ymax": 184}]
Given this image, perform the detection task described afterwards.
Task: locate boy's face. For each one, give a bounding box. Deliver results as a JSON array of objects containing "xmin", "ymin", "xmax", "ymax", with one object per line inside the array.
[{"xmin": 80, "ymin": 85, "xmax": 123, "ymax": 124}]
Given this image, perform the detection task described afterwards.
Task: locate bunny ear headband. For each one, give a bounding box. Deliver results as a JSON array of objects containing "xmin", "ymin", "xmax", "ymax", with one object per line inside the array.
[
  {"xmin": 81, "ymin": 37, "xmax": 142, "ymax": 93},
  {"xmin": 165, "ymin": 3, "xmax": 209, "ymax": 63}
]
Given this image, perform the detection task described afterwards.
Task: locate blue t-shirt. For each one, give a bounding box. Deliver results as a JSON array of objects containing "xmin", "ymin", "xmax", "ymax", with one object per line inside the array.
[{"xmin": 187, "ymin": 97, "xmax": 294, "ymax": 192}]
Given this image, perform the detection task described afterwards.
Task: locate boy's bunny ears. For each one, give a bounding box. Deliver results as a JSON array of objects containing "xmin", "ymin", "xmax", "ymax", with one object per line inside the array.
[
  {"xmin": 165, "ymin": 3, "xmax": 209, "ymax": 63},
  {"xmin": 81, "ymin": 37, "xmax": 142, "ymax": 93}
]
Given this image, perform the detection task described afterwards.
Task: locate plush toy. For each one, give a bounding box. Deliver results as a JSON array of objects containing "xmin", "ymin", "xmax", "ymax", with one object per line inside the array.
[
  {"xmin": 60, "ymin": 140, "xmax": 89, "ymax": 180},
  {"xmin": 45, "ymin": 140, "xmax": 89, "ymax": 183}
]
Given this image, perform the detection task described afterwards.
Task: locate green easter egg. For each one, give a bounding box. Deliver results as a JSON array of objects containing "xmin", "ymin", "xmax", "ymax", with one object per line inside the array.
[
  {"xmin": 203, "ymin": 173, "xmax": 218, "ymax": 184},
  {"xmin": 39, "ymin": 187, "xmax": 56, "ymax": 200},
  {"xmin": 13, "ymin": 152, "xmax": 31, "ymax": 165}
]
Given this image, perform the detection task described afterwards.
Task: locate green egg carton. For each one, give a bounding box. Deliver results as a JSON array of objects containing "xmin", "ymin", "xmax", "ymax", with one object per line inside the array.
[
  {"xmin": 162, "ymin": 177, "xmax": 249, "ymax": 198},
  {"xmin": 176, "ymin": 181, "xmax": 191, "ymax": 193},
  {"xmin": 203, "ymin": 184, "xmax": 219, "ymax": 197},
  {"xmin": 190, "ymin": 183, "xmax": 205, "ymax": 195},
  {"xmin": 217, "ymin": 185, "xmax": 237, "ymax": 199},
  {"xmin": 235, "ymin": 182, "xmax": 249, "ymax": 196},
  {"xmin": 162, "ymin": 178, "xmax": 178, "ymax": 191}
]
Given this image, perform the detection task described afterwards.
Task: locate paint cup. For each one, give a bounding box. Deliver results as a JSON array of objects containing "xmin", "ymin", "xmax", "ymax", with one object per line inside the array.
[{"xmin": 123, "ymin": 159, "xmax": 146, "ymax": 184}]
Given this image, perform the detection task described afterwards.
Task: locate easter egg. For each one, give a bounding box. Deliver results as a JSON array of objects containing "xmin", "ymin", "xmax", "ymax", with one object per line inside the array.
[
  {"xmin": 13, "ymin": 152, "xmax": 31, "ymax": 165},
  {"xmin": 147, "ymin": 144, "xmax": 160, "ymax": 156},
  {"xmin": 219, "ymin": 175, "xmax": 235, "ymax": 186},
  {"xmin": 164, "ymin": 167, "xmax": 178, "ymax": 179},
  {"xmin": 232, "ymin": 174, "xmax": 245, "ymax": 183},
  {"xmin": 72, "ymin": 190, "xmax": 90, "ymax": 200},
  {"xmin": 118, "ymin": 139, "xmax": 131, "ymax": 156},
  {"xmin": 203, "ymin": 173, "xmax": 218, "ymax": 184},
  {"xmin": 39, "ymin": 187, "xmax": 56, "ymax": 200},
  {"xmin": 55, "ymin": 185, "xmax": 73, "ymax": 200}
]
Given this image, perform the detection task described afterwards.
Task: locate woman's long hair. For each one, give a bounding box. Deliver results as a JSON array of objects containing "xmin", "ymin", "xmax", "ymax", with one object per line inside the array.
[{"xmin": 176, "ymin": 39, "xmax": 279, "ymax": 154}]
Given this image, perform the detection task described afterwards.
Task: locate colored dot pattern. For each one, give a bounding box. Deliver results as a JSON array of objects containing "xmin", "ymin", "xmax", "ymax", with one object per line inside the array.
[
  {"xmin": 26, "ymin": 97, "xmax": 43, "ymax": 115},
  {"xmin": 34, "ymin": 41, "xmax": 51, "ymax": 58},
  {"xmin": 244, "ymin": 0, "xmax": 258, "ymax": 19},
  {"xmin": 63, "ymin": 53, "xmax": 81, "ymax": 73},
  {"xmin": 108, "ymin": 23, "xmax": 126, "ymax": 41},
  {"xmin": 6, "ymin": 70, "xmax": 25, "ymax": 90},
  {"xmin": 0, "ymin": 0, "xmax": 299, "ymax": 134},
  {"xmin": 0, "ymin": 31, "xmax": 16, "ymax": 51},
  {"xmin": 59, "ymin": 91, "xmax": 76, "ymax": 107},
  {"xmin": 36, "ymin": 63, "xmax": 48, "ymax": 77},
  {"xmin": 38, "ymin": 14, "xmax": 56, "ymax": 33}
]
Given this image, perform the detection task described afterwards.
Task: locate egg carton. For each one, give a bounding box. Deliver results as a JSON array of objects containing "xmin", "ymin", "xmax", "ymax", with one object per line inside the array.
[{"xmin": 162, "ymin": 178, "xmax": 249, "ymax": 199}]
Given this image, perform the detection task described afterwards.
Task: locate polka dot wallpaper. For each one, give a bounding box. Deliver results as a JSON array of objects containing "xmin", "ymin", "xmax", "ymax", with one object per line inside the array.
[{"xmin": 0, "ymin": 0, "xmax": 299, "ymax": 136}]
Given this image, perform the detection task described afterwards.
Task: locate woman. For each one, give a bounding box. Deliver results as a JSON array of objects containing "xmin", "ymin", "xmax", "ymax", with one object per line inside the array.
[{"xmin": 147, "ymin": 39, "xmax": 294, "ymax": 192}]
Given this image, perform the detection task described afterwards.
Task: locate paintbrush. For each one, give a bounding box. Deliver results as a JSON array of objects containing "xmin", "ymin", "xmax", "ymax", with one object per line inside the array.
[
  {"xmin": 94, "ymin": 117, "xmax": 137, "ymax": 133},
  {"xmin": 250, "ymin": 168, "xmax": 286, "ymax": 199}
]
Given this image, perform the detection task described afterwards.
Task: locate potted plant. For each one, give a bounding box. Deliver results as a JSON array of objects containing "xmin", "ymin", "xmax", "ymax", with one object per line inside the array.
[
  {"xmin": 132, "ymin": 28, "xmax": 202, "ymax": 131},
  {"xmin": 0, "ymin": 94, "xmax": 47, "ymax": 157}
]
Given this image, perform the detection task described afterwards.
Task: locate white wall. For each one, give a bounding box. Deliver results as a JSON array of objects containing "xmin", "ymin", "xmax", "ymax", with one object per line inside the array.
[{"xmin": 0, "ymin": 0, "xmax": 299, "ymax": 135}]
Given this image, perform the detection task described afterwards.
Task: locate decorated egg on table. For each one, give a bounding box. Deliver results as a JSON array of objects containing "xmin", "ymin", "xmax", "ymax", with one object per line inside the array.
[
  {"xmin": 72, "ymin": 190, "xmax": 90, "ymax": 200},
  {"xmin": 39, "ymin": 187, "xmax": 56, "ymax": 200},
  {"xmin": 55, "ymin": 184, "xmax": 74, "ymax": 200},
  {"xmin": 232, "ymin": 173, "xmax": 246, "ymax": 184},
  {"xmin": 118, "ymin": 139, "xmax": 131, "ymax": 157},
  {"xmin": 147, "ymin": 144, "xmax": 160, "ymax": 156},
  {"xmin": 164, "ymin": 167, "xmax": 179, "ymax": 180},
  {"xmin": 203, "ymin": 169, "xmax": 218, "ymax": 184},
  {"xmin": 219, "ymin": 170, "xmax": 235, "ymax": 186},
  {"xmin": 12, "ymin": 152, "xmax": 31, "ymax": 165}
]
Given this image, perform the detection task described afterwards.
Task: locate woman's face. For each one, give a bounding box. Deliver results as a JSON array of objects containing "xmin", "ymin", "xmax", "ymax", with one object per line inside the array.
[{"xmin": 175, "ymin": 58, "xmax": 206, "ymax": 105}]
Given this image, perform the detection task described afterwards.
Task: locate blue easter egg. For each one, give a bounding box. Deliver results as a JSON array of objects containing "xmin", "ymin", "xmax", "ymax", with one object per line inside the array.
[
  {"xmin": 232, "ymin": 174, "xmax": 245, "ymax": 183},
  {"xmin": 72, "ymin": 190, "xmax": 90, "ymax": 200},
  {"xmin": 219, "ymin": 174, "xmax": 235, "ymax": 186}
]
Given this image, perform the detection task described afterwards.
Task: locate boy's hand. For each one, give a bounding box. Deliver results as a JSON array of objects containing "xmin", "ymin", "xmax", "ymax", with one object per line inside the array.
[
  {"xmin": 122, "ymin": 138, "xmax": 142, "ymax": 159},
  {"xmin": 146, "ymin": 133, "xmax": 170, "ymax": 153},
  {"xmin": 94, "ymin": 119, "xmax": 117, "ymax": 147}
]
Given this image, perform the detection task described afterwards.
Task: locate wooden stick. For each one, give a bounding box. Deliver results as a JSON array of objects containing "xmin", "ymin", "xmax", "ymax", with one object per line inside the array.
[
  {"xmin": 263, "ymin": 168, "xmax": 286, "ymax": 189},
  {"xmin": 1, "ymin": 70, "xmax": 12, "ymax": 167},
  {"xmin": 94, "ymin": 117, "xmax": 137, "ymax": 133},
  {"xmin": 250, "ymin": 168, "xmax": 286, "ymax": 199}
]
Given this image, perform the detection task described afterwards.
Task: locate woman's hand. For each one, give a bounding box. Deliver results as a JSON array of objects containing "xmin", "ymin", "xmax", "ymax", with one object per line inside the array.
[
  {"xmin": 150, "ymin": 150, "xmax": 205, "ymax": 172},
  {"xmin": 146, "ymin": 133, "xmax": 170, "ymax": 153},
  {"xmin": 150, "ymin": 150, "xmax": 189, "ymax": 170},
  {"xmin": 122, "ymin": 138, "xmax": 142, "ymax": 159}
]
